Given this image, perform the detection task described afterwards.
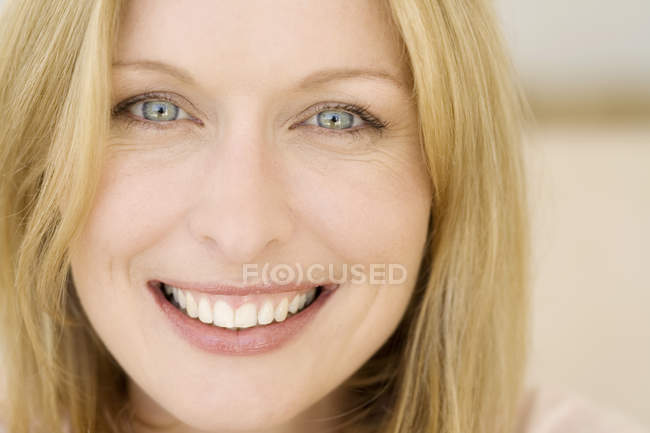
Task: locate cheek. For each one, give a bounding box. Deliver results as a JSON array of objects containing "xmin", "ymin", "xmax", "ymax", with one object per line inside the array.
[
  {"xmin": 78, "ymin": 150, "xmax": 199, "ymax": 259},
  {"xmin": 281, "ymin": 143, "xmax": 431, "ymax": 374},
  {"xmin": 69, "ymin": 150, "xmax": 199, "ymax": 332},
  {"xmin": 288, "ymin": 145, "xmax": 431, "ymax": 269}
]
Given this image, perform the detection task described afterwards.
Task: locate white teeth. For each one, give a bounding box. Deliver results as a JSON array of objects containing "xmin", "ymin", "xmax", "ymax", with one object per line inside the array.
[
  {"xmin": 166, "ymin": 287, "xmax": 319, "ymax": 327},
  {"xmin": 258, "ymin": 301, "xmax": 274, "ymax": 325},
  {"xmin": 274, "ymin": 298, "xmax": 289, "ymax": 322},
  {"xmin": 198, "ymin": 298, "xmax": 213, "ymax": 324},
  {"xmin": 235, "ymin": 303, "xmax": 257, "ymax": 328},
  {"xmin": 288, "ymin": 294, "xmax": 300, "ymax": 314},
  {"xmin": 186, "ymin": 292, "xmax": 199, "ymax": 318},
  {"xmin": 305, "ymin": 288, "xmax": 316, "ymax": 305},
  {"xmin": 213, "ymin": 300, "xmax": 234, "ymax": 328},
  {"xmin": 177, "ymin": 289, "xmax": 186, "ymax": 309}
]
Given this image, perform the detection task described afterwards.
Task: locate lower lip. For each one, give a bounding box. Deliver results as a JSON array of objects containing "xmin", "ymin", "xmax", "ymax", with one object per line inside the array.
[{"xmin": 147, "ymin": 282, "xmax": 337, "ymax": 355}]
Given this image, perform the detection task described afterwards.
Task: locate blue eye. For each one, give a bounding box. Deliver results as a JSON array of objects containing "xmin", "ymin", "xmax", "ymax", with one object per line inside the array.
[
  {"xmin": 304, "ymin": 109, "xmax": 365, "ymax": 130},
  {"xmin": 316, "ymin": 111, "xmax": 354, "ymax": 129},
  {"xmin": 297, "ymin": 103, "xmax": 388, "ymax": 136},
  {"xmin": 127, "ymin": 100, "xmax": 192, "ymax": 122}
]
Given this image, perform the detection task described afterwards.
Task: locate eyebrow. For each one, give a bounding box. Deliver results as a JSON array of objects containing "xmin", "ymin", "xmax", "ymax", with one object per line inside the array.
[
  {"xmin": 113, "ymin": 60, "xmax": 197, "ymax": 85},
  {"xmin": 112, "ymin": 60, "xmax": 407, "ymax": 91}
]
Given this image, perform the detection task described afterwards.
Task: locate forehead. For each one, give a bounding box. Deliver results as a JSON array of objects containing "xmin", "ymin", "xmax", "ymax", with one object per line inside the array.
[{"xmin": 114, "ymin": 0, "xmax": 409, "ymax": 94}]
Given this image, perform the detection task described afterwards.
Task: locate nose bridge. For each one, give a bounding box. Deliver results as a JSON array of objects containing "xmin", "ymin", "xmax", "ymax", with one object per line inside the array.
[{"xmin": 187, "ymin": 109, "xmax": 293, "ymax": 265}]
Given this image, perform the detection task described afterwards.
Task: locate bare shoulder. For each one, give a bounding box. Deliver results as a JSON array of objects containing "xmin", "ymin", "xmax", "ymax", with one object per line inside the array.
[{"xmin": 516, "ymin": 385, "xmax": 648, "ymax": 433}]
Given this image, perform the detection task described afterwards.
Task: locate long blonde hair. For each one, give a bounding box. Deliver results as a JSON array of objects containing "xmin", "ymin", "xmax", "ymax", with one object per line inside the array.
[{"xmin": 0, "ymin": 1, "xmax": 531, "ymax": 432}]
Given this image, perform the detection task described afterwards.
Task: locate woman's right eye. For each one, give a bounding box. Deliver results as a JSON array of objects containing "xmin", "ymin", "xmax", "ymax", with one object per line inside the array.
[{"xmin": 127, "ymin": 100, "xmax": 193, "ymax": 122}]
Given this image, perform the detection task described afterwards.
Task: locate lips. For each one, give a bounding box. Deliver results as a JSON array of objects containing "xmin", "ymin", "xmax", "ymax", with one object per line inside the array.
[{"xmin": 147, "ymin": 280, "xmax": 339, "ymax": 355}]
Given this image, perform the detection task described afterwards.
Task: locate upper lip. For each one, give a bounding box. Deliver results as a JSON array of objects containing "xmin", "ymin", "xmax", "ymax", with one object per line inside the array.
[{"xmin": 149, "ymin": 279, "xmax": 338, "ymax": 296}]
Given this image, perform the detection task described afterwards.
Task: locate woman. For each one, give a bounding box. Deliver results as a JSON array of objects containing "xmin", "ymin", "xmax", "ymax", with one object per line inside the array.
[{"xmin": 2, "ymin": 1, "xmax": 637, "ymax": 433}]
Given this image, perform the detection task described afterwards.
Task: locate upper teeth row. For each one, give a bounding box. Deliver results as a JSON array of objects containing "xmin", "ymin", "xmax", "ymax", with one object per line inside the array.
[{"xmin": 164, "ymin": 284, "xmax": 317, "ymax": 329}]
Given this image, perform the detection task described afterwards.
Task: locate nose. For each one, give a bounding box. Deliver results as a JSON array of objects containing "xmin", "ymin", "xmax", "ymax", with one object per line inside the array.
[{"xmin": 187, "ymin": 125, "xmax": 294, "ymax": 265}]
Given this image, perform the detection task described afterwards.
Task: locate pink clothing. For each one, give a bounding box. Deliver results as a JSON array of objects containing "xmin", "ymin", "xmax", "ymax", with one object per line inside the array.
[{"xmin": 517, "ymin": 386, "xmax": 648, "ymax": 433}]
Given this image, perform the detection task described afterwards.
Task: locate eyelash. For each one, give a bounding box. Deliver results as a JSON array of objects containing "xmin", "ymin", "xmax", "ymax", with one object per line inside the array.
[{"xmin": 110, "ymin": 92, "xmax": 389, "ymax": 138}]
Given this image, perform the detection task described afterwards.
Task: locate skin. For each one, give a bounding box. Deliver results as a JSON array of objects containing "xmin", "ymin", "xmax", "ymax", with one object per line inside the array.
[{"xmin": 69, "ymin": 1, "xmax": 432, "ymax": 432}]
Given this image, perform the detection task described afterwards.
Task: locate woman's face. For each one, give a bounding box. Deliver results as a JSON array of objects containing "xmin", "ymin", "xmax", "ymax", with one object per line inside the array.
[{"xmin": 69, "ymin": 0, "xmax": 431, "ymax": 431}]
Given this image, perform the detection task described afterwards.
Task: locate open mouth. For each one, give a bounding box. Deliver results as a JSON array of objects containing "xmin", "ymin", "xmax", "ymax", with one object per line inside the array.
[
  {"xmin": 154, "ymin": 282, "xmax": 325, "ymax": 330},
  {"xmin": 148, "ymin": 279, "xmax": 340, "ymax": 354}
]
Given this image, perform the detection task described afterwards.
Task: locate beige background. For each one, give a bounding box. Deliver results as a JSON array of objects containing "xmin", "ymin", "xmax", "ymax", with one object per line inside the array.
[
  {"xmin": 493, "ymin": 0, "xmax": 649, "ymax": 427},
  {"xmin": 523, "ymin": 120, "xmax": 650, "ymax": 427}
]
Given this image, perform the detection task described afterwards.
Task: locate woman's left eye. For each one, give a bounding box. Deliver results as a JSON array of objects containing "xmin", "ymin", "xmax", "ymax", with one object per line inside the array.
[
  {"xmin": 297, "ymin": 103, "xmax": 388, "ymax": 136},
  {"xmin": 127, "ymin": 100, "xmax": 192, "ymax": 122},
  {"xmin": 304, "ymin": 110, "xmax": 362, "ymax": 130}
]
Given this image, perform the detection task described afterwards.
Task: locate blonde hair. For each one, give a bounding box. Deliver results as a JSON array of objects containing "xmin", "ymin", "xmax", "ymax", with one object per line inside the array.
[{"xmin": 0, "ymin": 1, "xmax": 531, "ymax": 432}]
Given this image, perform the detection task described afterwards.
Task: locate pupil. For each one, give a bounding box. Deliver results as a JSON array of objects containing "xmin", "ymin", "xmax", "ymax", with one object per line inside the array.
[
  {"xmin": 318, "ymin": 110, "xmax": 352, "ymax": 129},
  {"xmin": 144, "ymin": 101, "xmax": 177, "ymax": 121}
]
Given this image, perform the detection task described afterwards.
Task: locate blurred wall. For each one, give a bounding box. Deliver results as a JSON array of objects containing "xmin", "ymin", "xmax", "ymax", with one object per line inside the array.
[
  {"xmin": 495, "ymin": 0, "xmax": 650, "ymax": 86},
  {"xmin": 495, "ymin": 0, "xmax": 650, "ymax": 118},
  {"xmin": 495, "ymin": 0, "xmax": 650, "ymax": 428},
  {"xmin": 524, "ymin": 122, "xmax": 650, "ymax": 428}
]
